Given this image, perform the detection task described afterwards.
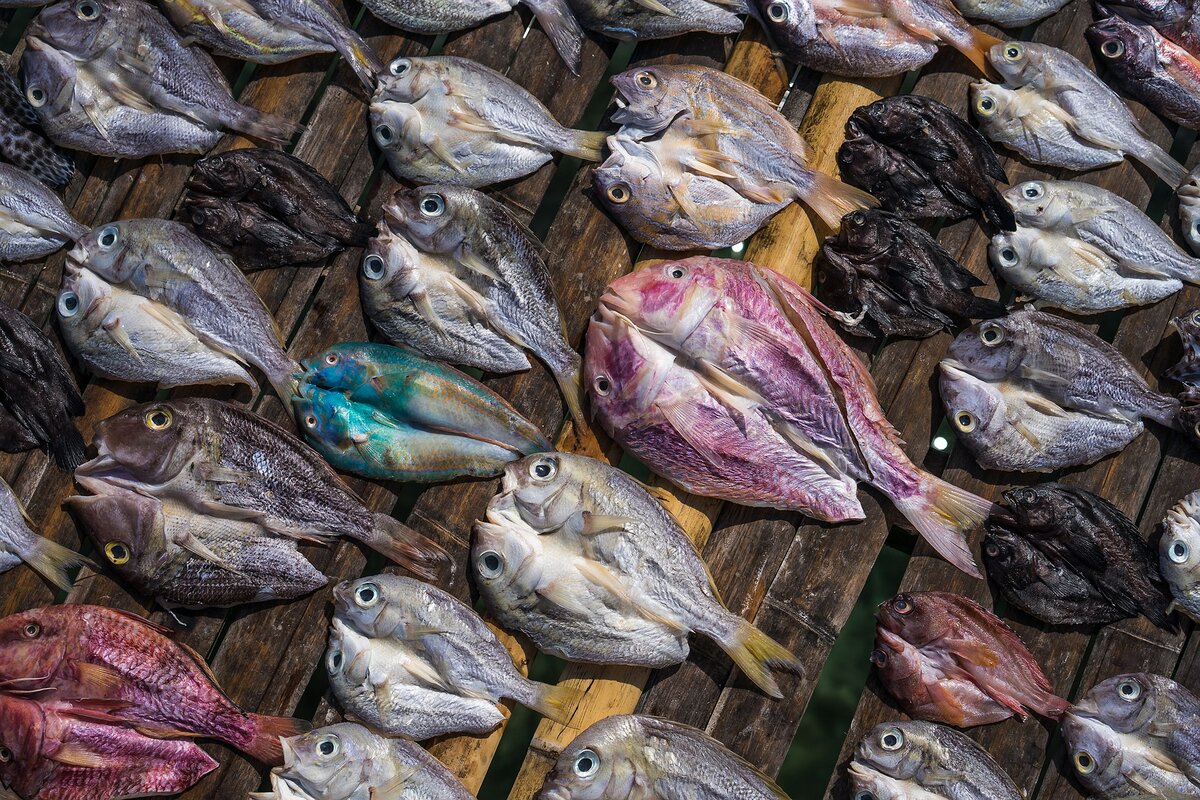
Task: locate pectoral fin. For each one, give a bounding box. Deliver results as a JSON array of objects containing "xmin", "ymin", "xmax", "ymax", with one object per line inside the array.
[
  {"xmin": 101, "ymin": 316, "xmax": 142, "ymax": 363},
  {"xmin": 655, "ymin": 398, "xmax": 726, "ymax": 470}
]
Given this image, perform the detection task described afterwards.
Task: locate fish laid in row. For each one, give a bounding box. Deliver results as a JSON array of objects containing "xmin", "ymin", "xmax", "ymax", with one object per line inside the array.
[
  {"xmin": 0, "ymin": 67, "xmax": 73, "ymax": 188},
  {"xmin": 294, "ymin": 342, "xmax": 551, "ymax": 483},
  {"xmin": 586, "ymin": 257, "xmax": 992, "ymax": 577},
  {"xmin": 0, "ymin": 477, "xmax": 92, "ymax": 591},
  {"xmin": 873, "ymin": 591, "xmax": 1070, "ymax": 727},
  {"xmin": 474, "ymin": 452, "xmax": 802, "ymax": 697},
  {"xmin": 370, "ymin": 56, "xmax": 604, "ymax": 188},
  {"xmin": 1089, "ymin": 12, "xmax": 1200, "ymax": 131},
  {"xmin": 1160, "ymin": 489, "xmax": 1200, "ymax": 623},
  {"xmin": 361, "ymin": 185, "xmax": 585, "ymax": 428},
  {"xmin": 326, "ymin": 576, "xmax": 579, "ymax": 739},
  {"xmin": 939, "ymin": 310, "xmax": 1180, "ymax": 472},
  {"xmin": 184, "ymin": 148, "xmax": 373, "ymax": 270},
  {"xmin": 0, "ymin": 163, "xmax": 84, "ymax": 263}
]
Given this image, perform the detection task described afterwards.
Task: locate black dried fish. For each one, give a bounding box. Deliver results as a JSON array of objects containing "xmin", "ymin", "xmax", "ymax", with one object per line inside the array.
[
  {"xmin": 182, "ymin": 195, "xmax": 337, "ymax": 269},
  {"xmin": 837, "ymin": 94, "xmax": 1015, "ymax": 231},
  {"xmin": 0, "ymin": 67, "xmax": 73, "ymax": 188},
  {"xmin": 814, "ymin": 209, "xmax": 1005, "ymax": 338},
  {"xmin": 982, "ymin": 484, "xmax": 1176, "ymax": 630}
]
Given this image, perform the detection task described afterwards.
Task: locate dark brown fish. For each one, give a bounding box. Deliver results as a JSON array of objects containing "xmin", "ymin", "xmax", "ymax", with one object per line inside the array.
[
  {"xmin": 182, "ymin": 194, "xmax": 337, "ymax": 269},
  {"xmin": 1088, "ymin": 12, "xmax": 1200, "ymax": 130},
  {"xmin": 0, "ymin": 65, "xmax": 73, "ymax": 188}
]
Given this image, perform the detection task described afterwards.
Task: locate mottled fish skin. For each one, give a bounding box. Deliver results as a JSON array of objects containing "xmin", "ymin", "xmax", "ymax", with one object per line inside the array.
[
  {"xmin": 251, "ymin": 723, "xmax": 475, "ymax": 800},
  {"xmin": 0, "ymin": 476, "xmax": 92, "ymax": 592},
  {"xmin": 1099, "ymin": 0, "xmax": 1200, "ymax": 57},
  {"xmin": 0, "ymin": 162, "xmax": 84, "ymax": 262},
  {"xmin": 1064, "ymin": 673, "xmax": 1200, "ymax": 798},
  {"xmin": 74, "ymin": 397, "xmax": 450, "ymax": 580},
  {"xmin": 568, "ymin": 0, "xmax": 745, "ymax": 40},
  {"xmin": 849, "ymin": 720, "xmax": 1022, "ymax": 800},
  {"xmin": 585, "ymin": 256, "xmax": 991, "ymax": 577},
  {"xmin": 539, "ymin": 714, "xmax": 792, "ymax": 800},
  {"xmin": 0, "ymin": 68, "xmax": 73, "ymax": 188},
  {"xmin": 0, "ymin": 693, "xmax": 218, "ymax": 800},
  {"xmin": 814, "ymin": 209, "xmax": 1005, "ymax": 339},
  {"xmin": 473, "ymin": 452, "xmax": 801, "ymax": 697},
  {"xmin": 874, "ymin": 591, "xmax": 1070, "ymax": 727},
  {"xmin": 370, "ymin": 56, "xmax": 604, "ymax": 187},
  {"xmin": 836, "ymin": 95, "xmax": 1015, "ymax": 230},
  {"xmin": 949, "ymin": 0, "xmax": 1066, "ymax": 27},
  {"xmin": 989, "ymin": 40, "xmax": 1186, "ymax": 186},
  {"xmin": 982, "ymin": 484, "xmax": 1176, "ymax": 630},
  {"xmin": 158, "ymin": 0, "xmax": 381, "ymax": 88},
  {"xmin": 0, "ymin": 298, "xmax": 86, "ymax": 470},
  {"xmin": 1089, "ymin": 13, "xmax": 1200, "ymax": 130},
  {"xmin": 1161, "ymin": 490, "xmax": 1200, "ymax": 623},
  {"xmin": 1180, "ymin": 164, "xmax": 1200, "ymax": 255}
]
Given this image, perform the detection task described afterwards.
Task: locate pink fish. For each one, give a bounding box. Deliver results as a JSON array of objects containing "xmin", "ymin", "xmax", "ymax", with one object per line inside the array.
[{"xmin": 584, "ymin": 256, "xmax": 991, "ymax": 576}]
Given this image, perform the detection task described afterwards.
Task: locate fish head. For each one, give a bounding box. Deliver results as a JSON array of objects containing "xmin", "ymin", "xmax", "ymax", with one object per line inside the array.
[
  {"xmin": 876, "ymin": 592, "xmax": 952, "ymax": 645},
  {"xmin": 944, "ymin": 318, "xmax": 1021, "ymax": 383},
  {"xmin": 989, "ymin": 40, "xmax": 1042, "ymax": 86},
  {"xmin": 28, "ymin": 0, "xmax": 116, "ymax": 59},
  {"xmin": 592, "ymin": 139, "xmax": 673, "ymax": 234},
  {"xmin": 19, "ymin": 39, "xmax": 76, "ymax": 118},
  {"xmin": 384, "ymin": 184, "xmax": 469, "ymax": 254},
  {"xmin": 751, "ymin": 0, "xmax": 819, "ymax": 50},
  {"xmin": 295, "ymin": 384, "xmax": 355, "ymax": 453},
  {"xmin": 299, "ymin": 343, "xmax": 381, "ymax": 395},
  {"xmin": 987, "ymin": 228, "xmax": 1035, "ymax": 278},
  {"xmin": 610, "ymin": 66, "xmax": 690, "ymax": 133},
  {"xmin": 835, "ymin": 129, "xmax": 893, "ymax": 191},
  {"xmin": 359, "ymin": 225, "xmax": 419, "ymax": 299},
  {"xmin": 0, "ymin": 607, "xmax": 70, "ymax": 688},
  {"xmin": 1002, "ymin": 180, "xmax": 1077, "ymax": 229},
  {"xmin": 0, "ymin": 693, "xmax": 43, "ymax": 785},
  {"xmin": 968, "ymin": 80, "xmax": 1018, "ymax": 131},
  {"xmin": 1086, "ymin": 15, "xmax": 1157, "ymax": 78},
  {"xmin": 473, "ymin": 491, "xmax": 542, "ymax": 597},
  {"xmin": 325, "ymin": 617, "xmax": 374, "ymax": 687},
  {"xmin": 813, "ymin": 243, "xmax": 863, "ymax": 312},
  {"xmin": 68, "ymin": 220, "xmax": 146, "ymax": 285},
  {"xmin": 938, "ymin": 359, "xmax": 1008, "ymax": 452},
  {"xmin": 1170, "ymin": 307, "xmax": 1200, "ymax": 352},
  {"xmin": 78, "ymin": 399, "xmax": 207, "ymax": 489},
  {"xmin": 55, "ymin": 264, "xmax": 110, "ymax": 337},
  {"xmin": 65, "ymin": 486, "xmax": 166, "ymax": 584},
  {"xmin": 836, "ymin": 208, "xmax": 894, "ymax": 255},
  {"xmin": 598, "ymin": 257, "xmax": 725, "ymax": 349},
  {"xmin": 870, "ymin": 627, "xmax": 923, "ymax": 694},
  {"xmin": 368, "ymin": 99, "xmax": 417, "ymax": 157},
  {"xmin": 374, "ymin": 56, "xmax": 440, "ymax": 104},
  {"xmin": 997, "ymin": 484, "xmax": 1067, "ymax": 531},
  {"xmin": 539, "ymin": 715, "xmax": 646, "ymax": 800},
  {"xmin": 182, "ymin": 195, "xmax": 243, "ymax": 243},
  {"xmin": 845, "ymin": 760, "xmax": 913, "ymax": 800},
  {"xmin": 854, "ymin": 722, "xmax": 926, "ymax": 782},
  {"xmin": 276, "ymin": 723, "xmax": 374, "ymax": 800},
  {"xmin": 186, "ymin": 151, "xmax": 260, "ymax": 197},
  {"xmin": 1161, "ymin": 490, "xmax": 1200, "ymax": 588},
  {"xmin": 1061, "ymin": 710, "xmax": 1127, "ymax": 795},
  {"xmin": 1080, "ymin": 673, "xmax": 1161, "ymax": 734},
  {"xmin": 332, "ymin": 575, "xmax": 415, "ymax": 639},
  {"xmin": 1179, "ymin": 405, "xmax": 1200, "ymax": 452},
  {"xmin": 502, "ymin": 452, "xmax": 588, "ymax": 534}
]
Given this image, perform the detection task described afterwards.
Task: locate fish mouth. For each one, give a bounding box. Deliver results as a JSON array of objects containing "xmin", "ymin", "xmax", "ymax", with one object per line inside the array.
[
  {"xmin": 938, "ymin": 358, "xmax": 974, "ymax": 380},
  {"xmin": 1066, "ymin": 697, "xmax": 1099, "ymax": 718},
  {"xmin": 846, "ymin": 760, "xmax": 879, "ymax": 781},
  {"xmin": 330, "ymin": 580, "xmax": 355, "ymax": 612}
]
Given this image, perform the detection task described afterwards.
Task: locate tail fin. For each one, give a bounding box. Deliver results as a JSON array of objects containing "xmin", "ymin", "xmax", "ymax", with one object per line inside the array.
[
  {"xmin": 1038, "ymin": 693, "xmax": 1071, "ymax": 721},
  {"xmin": 332, "ymin": 32, "xmax": 383, "ymax": 91},
  {"xmin": 548, "ymin": 357, "xmax": 588, "ymax": 431},
  {"xmin": 256, "ymin": 349, "xmax": 301, "ymax": 407},
  {"xmin": 244, "ymin": 714, "xmax": 310, "ymax": 765},
  {"xmin": 715, "ymin": 618, "xmax": 803, "ymax": 699},
  {"xmin": 523, "ymin": 0, "xmax": 585, "ymax": 75},
  {"xmin": 799, "ymin": 171, "xmax": 878, "ymax": 229},
  {"xmin": 953, "ymin": 27, "xmax": 1003, "ymax": 78},
  {"xmin": 1144, "ymin": 391, "xmax": 1183, "ymax": 429},
  {"xmin": 22, "ymin": 534, "xmax": 96, "ymax": 591},
  {"xmin": 1132, "ymin": 140, "xmax": 1187, "ymax": 187},
  {"xmin": 365, "ymin": 513, "xmax": 451, "ymax": 581},
  {"xmin": 560, "ymin": 129, "xmax": 606, "ymax": 162},
  {"xmin": 525, "ymin": 679, "xmax": 584, "ymax": 724},
  {"xmin": 959, "ymin": 294, "xmax": 1007, "ymax": 322},
  {"xmin": 233, "ymin": 108, "xmax": 303, "ymax": 147},
  {"xmin": 981, "ymin": 188, "xmax": 1016, "ymax": 232},
  {"xmin": 890, "ymin": 473, "xmax": 990, "ymax": 578},
  {"xmin": 48, "ymin": 422, "xmax": 87, "ymax": 471}
]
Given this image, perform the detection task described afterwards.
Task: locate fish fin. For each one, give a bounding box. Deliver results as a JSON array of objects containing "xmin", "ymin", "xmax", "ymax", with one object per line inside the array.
[
  {"xmin": 50, "ymin": 742, "xmax": 115, "ymax": 768},
  {"xmin": 771, "ymin": 419, "xmax": 847, "ymax": 477},
  {"xmin": 73, "ymin": 661, "xmax": 126, "ymax": 695},
  {"xmin": 21, "ymin": 536, "xmax": 96, "ymax": 591},
  {"xmin": 365, "ymin": 513, "xmax": 451, "ymax": 582},
  {"xmin": 944, "ymin": 636, "xmax": 1000, "ymax": 667},
  {"xmin": 1131, "ymin": 141, "xmax": 1188, "ymax": 187},
  {"xmin": 888, "ymin": 475, "xmax": 988, "ymax": 578},
  {"xmin": 684, "ymin": 117, "xmax": 742, "ymax": 138},
  {"xmin": 579, "ymin": 511, "xmax": 633, "ymax": 535},
  {"xmin": 134, "ymin": 724, "xmax": 203, "ymax": 739},
  {"xmin": 1011, "ymin": 418, "xmax": 1043, "ymax": 448},
  {"xmin": 139, "ymin": 300, "xmax": 198, "ymax": 338},
  {"xmin": 798, "ymin": 171, "xmax": 879, "ymax": 229},
  {"xmin": 526, "ymin": 680, "xmax": 585, "ymax": 724},
  {"xmin": 684, "ymin": 148, "xmax": 739, "ymax": 179},
  {"xmin": 737, "ymin": 181, "xmax": 792, "ymax": 205},
  {"xmin": 1022, "ymin": 394, "xmax": 1067, "ymax": 418},
  {"xmin": 425, "ymin": 134, "xmax": 467, "ymax": 174},
  {"xmin": 574, "ymin": 557, "xmax": 689, "ymax": 632},
  {"xmin": 715, "ymin": 618, "xmax": 803, "ymax": 699},
  {"xmin": 454, "ymin": 247, "xmax": 504, "ymax": 282},
  {"xmin": 668, "ymin": 178, "xmax": 702, "ymax": 222},
  {"xmin": 523, "ymin": 0, "xmax": 585, "ymax": 74},
  {"xmin": 101, "ymin": 315, "xmax": 142, "ymax": 363},
  {"xmin": 442, "ymin": 273, "xmax": 492, "ymax": 319},
  {"xmin": 409, "ymin": 289, "xmax": 447, "ymax": 333},
  {"xmin": 103, "ymin": 607, "xmax": 175, "ymax": 636},
  {"xmin": 536, "ymin": 579, "xmax": 595, "ymax": 617},
  {"xmin": 451, "ymin": 109, "xmax": 541, "ymax": 148},
  {"xmin": 630, "ymin": 0, "xmax": 677, "ymax": 13},
  {"xmin": 655, "ymin": 398, "xmax": 726, "ymax": 470},
  {"xmin": 197, "ymin": 464, "xmax": 261, "ymax": 485},
  {"xmin": 830, "ymin": 0, "xmax": 884, "ymax": 18},
  {"xmin": 1017, "ymin": 364, "xmax": 1073, "ymax": 394},
  {"xmin": 172, "ymin": 532, "xmax": 244, "ymax": 574},
  {"xmin": 551, "ymin": 360, "xmax": 588, "ymax": 432},
  {"xmin": 244, "ymin": 714, "xmax": 311, "ymax": 765}
]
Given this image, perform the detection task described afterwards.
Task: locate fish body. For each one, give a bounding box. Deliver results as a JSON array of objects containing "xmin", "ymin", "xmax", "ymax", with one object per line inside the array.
[
  {"xmin": 1089, "ymin": 13, "xmax": 1200, "ymax": 130},
  {"xmin": 370, "ymin": 56, "xmax": 604, "ymax": 187},
  {"xmin": 815, "ymin": 209, "xmax": 1005, "ymax": 339},
  {"xmin": 849, "ymin": 720, "xmax": 1022, "ymax": 800},
  {"xmin": 183, "ymin": 194, "xmax": 337, "ymax": 268},
  {"xmin": 568, "ymin": 0, "xmax": 745, "ymax": 40},
  {"xmin": 982, "ymin": 484, "xmax": 1175, "ymax": 629},
  {"xmin": 74, "ymin": 397, "xmax": 450, "ymax": 580},
  {"xmin": 874, "ymin": 591, "xmax": 1069, "ymax": 727},
  {"xmin": 0, "ymin": 68, "xmax": 74, "ymax": 188},
  {"xmin": 539, "ymin": 714, "xmax": 791, "ymax": 800},
  {"xmin": 0, "ymin": 162, "xmax": 84, "ymax": 262},
  {"xmin": 0, "ymin": 476, "xmax": 92, "ymax": 591},
  {"xmin": 0, "ymin": 298, "xmax": 86, "ymax": 470},
  {"xmin": 0, "ymin": 604, "xmax": 309, "ymax": 764},
  {"xmin": 473, "ymin": 452, "xmax": 802, "ymax": 697},
  {"xmin": 585, "ymin": 256, "xmax": 991, "ymax": 577},
  {"xmin": 949, "ymin": 0, "xmax": 1066, "ymax": 26},
  {"xmin": 837, "ymin": 95, "xmax": 1015, "ymax": 230},
  {"xmin": 1160, "ymin": 489, "xmax": 1200, "ymax": 623},
  {"xmin": 1099, "ymin": 0, "xmax": 1200, "ymax": 57}
]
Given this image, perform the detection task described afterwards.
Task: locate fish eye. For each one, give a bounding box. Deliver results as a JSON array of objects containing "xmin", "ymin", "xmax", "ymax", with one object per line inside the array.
[
  {"xmin": 666, "ymin": 264, "xmax": 688, "ymax": 280},
  {"xmin": 326, "ymin": 648, "xmax": 343, "ymax": 674},
  {"xmin": 980, "ymin": 323, "xmax": 1005, "ymax": 347},
  {"xmin": 1117, "ymin": 679, "xmax": 1142, "ymax": 701},
  {"xmin": 419, "ymin": 194, "xmax": 446, "ymax": 217},
  {"xmin": 853, "ymin": 793, "xmax": 875, "ymax": 800},
  {"xmin": 189, "ymin": 208, "xmax": 207, "ymax": 226},
  {"xmin": 635, "ymin": 71, "xmax": 657, "ymax": 88},
  {"xmin": 104, "ymin": 542, "xmax": 131, "ymax": 565},
  {"xmin": 593, "ymin": 375, "xmax": 611, "ymax": 396},
  {"xmin": 848, "ymin": 211, "xmax": 866, "ymax": 227},
  {"xmin": 879, "ymin": 727, "xmax": 904, "ymax": 751},
  {"xmin": 144, "ymin": 408, "xmax": 173, "ymax": 430},
  {"xmin": 1021, "ymin": 182, "xmax": 1044, "ymax": 200},
  {"xmin": 354, "ymin": 582, "xmax": 381, "ymax": 608},
  {"xmin": 892, "ymin": 595, "xmax": 914, "ymax": 615},
  {"xmin": 74, "ymin": 0, "xmax": 99, "ymax": 19},
  {"xmin": 998, "ymin": 246, "xmax": 1018, "ymax": 266},
  {"xmin": 870, "ymin": 647, "xmax": 888, "ymax": 667},
  {"xmin": 1100, "ymin": 39, "xmax": 1125, "ymax": 58},
  {"xmin": 26, "ymin": 86, "xmax": 46, "ymax": 108},
  {"xmin": 984, "ymin": 541, "xmax": 1000, "ymax": 557},
  {"xmin": 477, "ymin": 549, "xmax": 504, "ymax": 579},
  {"xmin": 316, "ymin": 734, "xmax": 340, "ymax": 758},
  {"xmin": 953, "ymin": 410, "xmax": 978, "ymax": 433},
  {"xmin": 389, "ymin": 59, "xmax": 410, "ymax": 76},
  {"xmin": 1191, "ymin": 310, "xmax": 1200, "ymax": 326},
  {"xmin": 1003, "ymin": 42, "xmax": 1025, "ymax": 61},
  {"xmin": 305, "ymin": 414, "xmax": 318, "ymax": 428},
  {"xmin": 0, "ymin": 745, "xmax": 10, "ymax": 763},
  {"xmin": 374, "ymin": 124, "xmax": 395, "ymax": 144},
  {"xmin": 1168, "ymin": 538, "xmax": 1190, "ymax": 563},
  {"xmin": 975, "ymin": 94, "xmax": 996, "ymax": 116},
  {"xmin": 1073, "ymin": 751, "xmax": 1096, "ymax": 775},
  {"xmin": 97, "ymin": 225, "xmax": 120, "ymax": 250},
  {"xmin": 767, "ymin": 0, "xmax": 789, "ymax": 21},
  {"xmin": 21, "ymin": 623, "xmax": 39, "ymax": 639},
  {"xmin": 573, "ymin": 748, "xmax": 600, "ymax": 778},
  {"xmin": 362, "ymin": 254, "xmax": 386, "ymax": 280},
  {"xmin": 324, "ymin": 353, "xmax": 338, "ymax": 366},
  {"xmin": 529, "ymin": 457, "xmax": 557, "ymax": 481},
  {"xmin": 57, "ymin": 290, "xmax": 80, "ymax": 318},
  {"xmin": 606, "ymin": 183, "xmax": 631, "ymax": 205}
]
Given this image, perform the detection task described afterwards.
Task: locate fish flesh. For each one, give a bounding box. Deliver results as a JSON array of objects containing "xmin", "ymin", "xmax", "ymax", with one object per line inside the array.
[
  {"xmin": 370, "ymin": 56, "xmax": 604, "ymax": 187},
  {"xmin": 473, "ymin": 452, "xmax": 802, "ymax": 697},
  {"xmin": 158, "ymin": 0, "xmax": 381, "ymax": 88},
  {"xmin": 250, "ymin": 722, "xmax": 474, "ymax": 800},
  {"xmin": 609, "ymin": 65, "xmax": 876, "ymax": 228},
  {"xmin": 75, "ymin": 397, "xmax": 450, "ymax": 580},
  {"xmin": 0, "ymin": 693, "xmax": 218, "ymax": 800},
  {"xmin": 568, "ymin": 0, "xmax": 746, "ymax": 41},
  {"xmin": 1099, "ymin": 0, "xmax": 1200, "ymax": 58},
  {"xmin": 1181, "ymin": 164, "xmax": 1200, "ymax": 255},
  {"xmin": 949, "ymin": 0, "xmax": 1067, "ymax": 27},
  {"xmin": 0, "ymin": 476, "xmax": 92, "ymax": 590},
  {"xmin": 1160, "ymin": 489, "xmax": 1200, "ymax": 623},
  {"xmin": 940, "ymin": 310, "xmax": 1180, "ymax": 472},
  {"xmin": 1064, "ymin": 673, "xmax": 1200, "ymax": 798},
  {"xmin": 1088, "ymin": 13, "xmax": 1200, "ymax": 130},
  {"xmin": 294, "ymin": 342, "xmax": 551, "ymax": 482},
  {"xmin": 66, "ymin": 219, "xmax": 298, "ymax": 401},
  {"xmin": 848, "ymin": 720, "xmax": 1022, "ymax": 800},
  {"xmin": 539, "ymin": 714, "xmax": 791, "ymax": 800},
  {"xmin": 184, "ymin": 148, "xmax": 373, "ymax": 270},
  {"xmin": 373, "ymin": 184, "xmax": 585, "ymax": 428},
  {"xmin": 0, "ymin": 298, "xmax": 86, "ymax": 469},
  {"xmin": 815, "ymin": 209, "xmax": 1005, "ymax": 339},
  {"xmin": 585, "ymin": 256, "xmax": 992, "ymax": 577},
  {"xmin": 0, "ymin": 68, "xmax": 73, "ymax": 188},
  {"xmin": 67, "ymin": 482, "xmax": 327, "ymax": 608},
  {"xmin": 0, "ymin": 163, "xmax": 85, "ymax": 262},
  {"xmin": 0, "ymin": 604, "xmax": 309, "ymax": 764},
  {"xmin": 989, "ymin": 40, "xmax": 1186, "ymax": 185},
  {"xmin": 326, "ymin": 576, "xmax": 578, "ymax": 739},
  {"xmin": 873, "ymin": 591, "xmax": 1070, "ymax": 727},
  {"xmin": 983, "ymin": 484, "xmax": 1175, "ymax": 629},
  {"xmin": 837, "ymin": 95, "xmax": 1015, "ymax": 230}
]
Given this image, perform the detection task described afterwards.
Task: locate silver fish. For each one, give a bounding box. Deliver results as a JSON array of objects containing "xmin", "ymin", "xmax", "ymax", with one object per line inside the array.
[
  {"xmin": 0, "ymin": 162, "xmax": 84, "ymax": 262},
  {"xmin": 1178, "ymin": 164, "xmax": 1200, "ymax": 255},
  {"xmin": 567, "ymin": 0, "xmax": 746, "ymax": 41},
  {"xmin": 1161, "ymin": 490, "xmax": 1200, "ymax": 623},
  {"xmin": 949, "ymin": 0, "xmax": 1067, "ymax": 26},
  {"xmin": 0, "ymin": 476, "xmax": 92, "ymax": 591},
  {"xmin": 370, "ymin": 56, "xmax": 604, "ymax": 188}
]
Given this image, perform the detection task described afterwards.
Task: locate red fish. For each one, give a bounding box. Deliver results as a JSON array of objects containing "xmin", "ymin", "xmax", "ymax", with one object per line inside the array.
[{"xmin": 0, "ymin": 605, "xmax": 307, "ymax": 764}]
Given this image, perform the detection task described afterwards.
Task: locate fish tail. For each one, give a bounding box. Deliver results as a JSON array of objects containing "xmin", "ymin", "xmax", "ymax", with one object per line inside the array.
[
  {"xmin": 1131, "ymin": 140, "xmax": 1187, "ymax": 187},
  {"xmin": 259, "ymin": 351, "xmax": 301, "ymax": 406},
  {"xmin": 1147, "ymin": 392, "xmax": 1183, "ymax": 429},
  {"xmin": 365, "ymin": 513, "xmax": 452, "ymax": 581},
  {"xmin": 333, "ymin": 32, "xmax": 383, "ymax": 91},
  {"xmin": 48, "ymin": 422, "xmax": 87, "ymax": 471},
  {"xmin": 981, "ymin": 189, "xmax": 1017, "ymax": 233},
  {"xmin": 244, "ymin": 714, "xmax": 311, "ymax": 765},
  {"xmin": 522, "ymin": 0, "xmax": 585, "ymax": 74},
  {"xmin": 232, "ymin": 108, "xmax": 304, "ymax": 147},
  {"xmin": 524, "ymin": 679, "xmax": 584, "ymax": 724},
  {"xmin": 715, "ymin": 617, "xmax": 803, "ymax": 699},
  {"xmin": 560, "ymin": 128, "xmax": 607, "ymax": 162},
  {"xmin": 890, "ymin": 474, "xmax": 991, "ymax": 578},
  {"xmin": 1038, "ymin": 693, "xmax": 1071, "ymax": 720},
  {"xmin": 549, "ymin": 354, "xmax": 588, "ymax": 431},
  {"xmin": 953, "ymin": 26, "xmax": 1004, "ymax": 78},
  {"xmin": 798, "ymin": 171, "xmax": 878, "ymax": 229},
  {"xmin": 22, "ymin": 534, "xmax": 96, "ymax": 591}
]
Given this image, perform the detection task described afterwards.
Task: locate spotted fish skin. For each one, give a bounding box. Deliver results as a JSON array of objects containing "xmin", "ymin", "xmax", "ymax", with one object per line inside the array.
[{"xmin": 0, "ymin": 68, "xmax": 73, "ymax": 188}]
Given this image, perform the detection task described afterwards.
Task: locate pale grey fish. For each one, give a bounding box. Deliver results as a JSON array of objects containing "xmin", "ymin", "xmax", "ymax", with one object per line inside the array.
[
  {"xmin": 250, "ymin": 722, "xmax": 474, "ymax": 800},
  {"xmin": 326, "ymin": 575, "xmax": 578, "ymax": 740},
  {"xmin": 1178, "ymin": 164, "xmax": 1200, "ymax": 255},
  {"xmin": 989, "ymin": 40, "xmax": 1186, "ymax": 186},
  {"xmin": 369, "ymin": 56, "xmax": 604, "ymax": 188},
  {"xmin": 65, "ymin": 219, "xmax": 298, "ymax": 402},
  {"xmin": 0, "ymin": 162, "xmax": 84, "ymax": 262},
  {"xmin": 379, "ymin": 184, "xmax": 585, "ymax": 429},
  {"xmin": 0, "ymin": 476, "xmax": 92, "ymax": 591},
  {"xmin": 567, "ymin": 0, "xmax": 746, "ymax": 41},
  {"xmin": 538, "ymin": 714, "xmax": 792, "ymax": 800},
  {"xmin": 849, "ymin": 721, "xmax": 1022, "ymax": 800},
  {"xmin": 56, "ymin": 265, "xmax": 258, "ymax": 391},
  {"xmin": 474, "ymin": 452, "xmax": 802, "ymax": 698},
  {"xmin": 158, "ymin": 0, "xmax": 381, "ymax": 88},
  {"xmin": 846, "ymin": 765, "xmax": 945, "ymax": 800},
  {"xmin": 950, "ymin": 0, "xmax": 1067, "ymax": 26},
  {"xmin": 1161, "ymin": 490, "xmax": 1200, "ymax": 624}
]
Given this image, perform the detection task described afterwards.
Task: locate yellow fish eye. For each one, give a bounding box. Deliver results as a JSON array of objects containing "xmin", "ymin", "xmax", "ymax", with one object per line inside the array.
[
  {"xmin": 635, "ymin": 71, "xmax": 657, "ymax": 88},
  {"xmin": 953, "ymin": 410, "xmax": 977, "ymax": 433},
  {"xmin": 105, "ymin": 542, "xmax": 131, "ymax": 565},
  {"xmin": 144, "ymin": 408, "xmax": 173, "ymax": 430},
  {"xmin": 606, "ymin": 183, "xmax": 631, "ymax": 204},
  {"xmin": 1073, "ymin": 751, "xmax": 1097, "ymax": 774},
  {"xmin": 975, "ymin": 94, "xmax": 997, "ymax": 116},
  {"xmin": 1003, "ymin": 42, "xmax": 1024, "ymax": 61}
]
